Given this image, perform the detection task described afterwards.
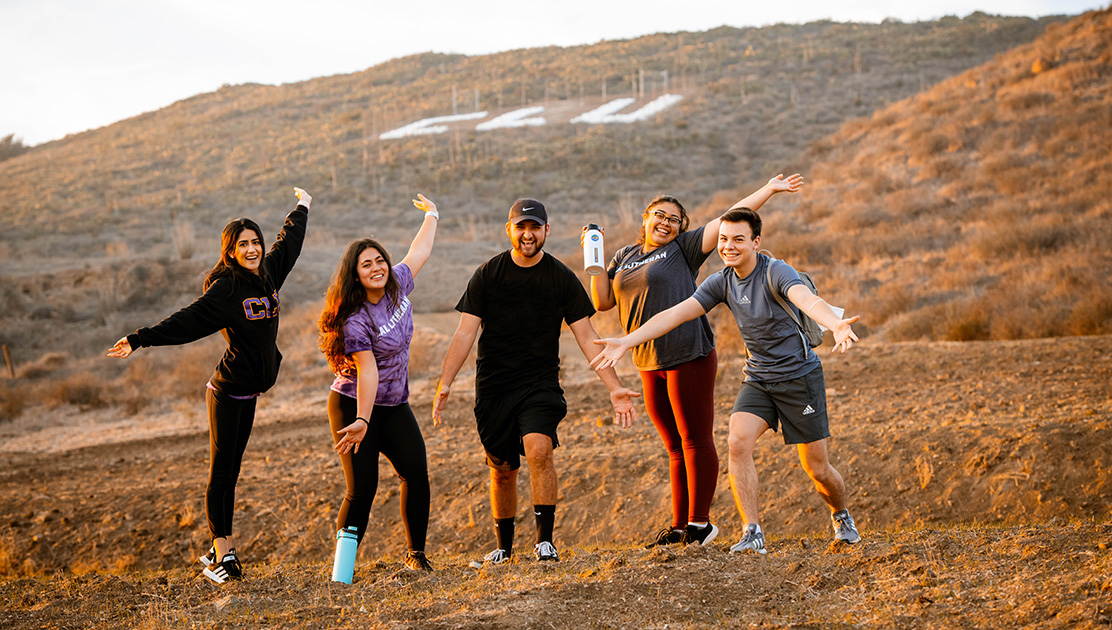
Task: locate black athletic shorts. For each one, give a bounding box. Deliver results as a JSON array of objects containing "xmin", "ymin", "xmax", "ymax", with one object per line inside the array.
[
  {"xmin": 475, "ymin": 383, "xmax": 566, "ymax": 471},
  {"xmin": 732, "ymin": 365, "xmax": 830, "ymax": 445}
]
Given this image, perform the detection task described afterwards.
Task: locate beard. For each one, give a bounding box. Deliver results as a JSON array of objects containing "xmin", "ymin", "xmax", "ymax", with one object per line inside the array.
[{"xmin": 513, "ymin": 234, "xmax": 545, "ymax": 258}]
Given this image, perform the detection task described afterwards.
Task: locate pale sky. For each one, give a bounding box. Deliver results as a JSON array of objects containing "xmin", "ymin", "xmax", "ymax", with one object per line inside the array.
[{"xmin": 2, "ymin": 0, "xmax": 1105, "ymax": 146}]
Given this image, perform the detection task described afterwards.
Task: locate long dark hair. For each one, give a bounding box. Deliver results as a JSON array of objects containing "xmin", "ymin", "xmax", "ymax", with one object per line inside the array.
[
  {"xmin": 318, "ymin": 238, "xmax": 400, "ymax": 375},
  {"xmin": 636, "ymin": 194, "xmax": 691, "ymax": 247},
  {"xmin": 203, "ymin": 218, "xmax": 267, "ymax": 292}
]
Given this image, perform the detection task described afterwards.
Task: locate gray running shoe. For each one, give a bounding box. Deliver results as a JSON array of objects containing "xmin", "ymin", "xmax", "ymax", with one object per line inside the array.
[
  {"xmin": 534, "ymin": 541, "xmax": 559, "ymax": 561},
  {"xmin": 832, "ymin": 509, "xmax": 860, "ymax": 544},
  {"xmin": 644, "ymin": 527, "xmax": 685, "ymax": 549},
  {"xmin": 729, "ymin": 524, "xmax": 767, "ymax": 554}
]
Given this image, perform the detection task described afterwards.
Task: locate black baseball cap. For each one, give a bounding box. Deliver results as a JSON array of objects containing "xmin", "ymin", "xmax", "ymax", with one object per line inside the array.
[{"xmin": 508, "ymin": 199, "xmax": 547, "ymax": 225}]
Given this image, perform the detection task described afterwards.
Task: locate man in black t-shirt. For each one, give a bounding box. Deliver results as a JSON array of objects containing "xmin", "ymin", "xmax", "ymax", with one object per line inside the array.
[{"xmin": 433, "ymin": 198, "xmax": 640, "ymax": 565}]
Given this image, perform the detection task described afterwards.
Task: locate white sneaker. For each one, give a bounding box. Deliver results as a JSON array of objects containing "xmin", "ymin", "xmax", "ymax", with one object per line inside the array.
[
  {"xmin": 534, "ymin": 541, "xmax": 559, "ymax": 561},
  {"xmin": 729, "ymin": 524, "xmax": 767, "ymax": 555}
]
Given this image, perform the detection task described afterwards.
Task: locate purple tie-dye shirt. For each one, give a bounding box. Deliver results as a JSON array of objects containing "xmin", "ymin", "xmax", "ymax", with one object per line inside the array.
[{"xmin": 330, "ymin": 263, "xmax": 415, "ymax": 406}]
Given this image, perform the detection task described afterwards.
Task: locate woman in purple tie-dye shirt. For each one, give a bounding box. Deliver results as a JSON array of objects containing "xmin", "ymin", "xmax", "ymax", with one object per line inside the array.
[{"xmin": 318, "ymin": 194, "xmax": 440, "ymax": 575}]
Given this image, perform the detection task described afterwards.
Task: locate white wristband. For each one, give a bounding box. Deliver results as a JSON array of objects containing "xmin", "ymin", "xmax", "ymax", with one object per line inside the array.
[
  {"xmin": 806, "ymin": 298, "xmax": 827, "ymax": 318},
  {"xmin": 425, "ymin": 210, "xmax": 439, "ymax": 220}
]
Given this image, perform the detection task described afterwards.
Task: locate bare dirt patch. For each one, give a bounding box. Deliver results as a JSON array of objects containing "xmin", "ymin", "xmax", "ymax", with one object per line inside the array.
[{"xmin": 1, "ymin": 333, "xmax": 1110, "ymax": 628}]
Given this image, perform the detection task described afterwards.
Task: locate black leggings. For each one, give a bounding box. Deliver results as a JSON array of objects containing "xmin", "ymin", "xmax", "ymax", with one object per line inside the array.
[
  {"xmin": 205, "ymin": 388, "xmax": 257, "ymax": 539},
  {"xmin": 327, "ymin": 392, "xmax": 430, "ymax": 552}
]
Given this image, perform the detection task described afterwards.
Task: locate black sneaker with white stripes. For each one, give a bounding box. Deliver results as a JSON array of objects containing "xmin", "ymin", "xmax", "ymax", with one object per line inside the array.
[
  {"xmin": 644, "ymin": 527, "xmax": 685, "ymax": 549},
  {"xmin": 680, "ymin": 523, "xmax": 718, "ymax": 546},
  {"xmin": 198, "ymin": 545, "xmax": 216, "ymax": 567},
  {"xmin": 203, "ymin": 548, "xmax": 244, "ymax": 584}
]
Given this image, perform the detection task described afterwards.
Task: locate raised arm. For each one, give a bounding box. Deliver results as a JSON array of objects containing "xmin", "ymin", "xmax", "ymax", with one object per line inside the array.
[
  {"xmin": 590, "ymin": 297, "xmax": 706, "ymax": 371},
  {"xmin": 701, "ymin": 173, "xmax": 805, "ymax": 253},
  {"xmin": 432, "ymin": 312, "xmax": 481, "ymax": 426},
  {"xmin": 334, "ymin": 349, "xmax": 378, "ymax": 455},
  {"xmin": 568, "ymin": 317, "xmax": 641, "ymax": 428},
  {"xmin": 785, "ymin": 284, "xmax": 860, "ymax": 354},
  {"xmin": 399, "ymin": 194, "xmax": 440, "ymax": 277},
  {"xmin": 583, "ymin": 227, "xmax": 617, "ymax": 311}
]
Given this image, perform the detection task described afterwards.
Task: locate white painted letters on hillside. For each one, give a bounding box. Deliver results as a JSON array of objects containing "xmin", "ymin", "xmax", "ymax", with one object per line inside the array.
[
  {"xmin": 475, "ymin": 106, "xmax": 547, "ymax": 130},
  {"xmin": 378, "ymin": 95, "xmax": 683, "ymax": 139},
  {"xmin": 379, "ymin": 111, "xmax": 489, "ymax": 140},
  {"xmin": 571, "ymin": 94, "xmax": 684, "ymax": 124}
]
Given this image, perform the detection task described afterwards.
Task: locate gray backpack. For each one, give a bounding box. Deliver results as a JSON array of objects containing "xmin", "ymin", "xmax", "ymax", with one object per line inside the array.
[{"xmin": 763, "ymin": 252, "xmax": 824, "ymax": 348}]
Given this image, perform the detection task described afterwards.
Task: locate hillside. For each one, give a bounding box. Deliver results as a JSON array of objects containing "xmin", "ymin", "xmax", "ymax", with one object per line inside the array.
[
  {"xmin": 745, "ymin": 7, "xmax": 1112, "ymax": 342},
  {"xmin": 0, "ymin": 12, "xmax": 1077, "ymax": 373},
  {"xmin": 0, "ymin": 13, "xmax": 1059, "ymax": 260}
]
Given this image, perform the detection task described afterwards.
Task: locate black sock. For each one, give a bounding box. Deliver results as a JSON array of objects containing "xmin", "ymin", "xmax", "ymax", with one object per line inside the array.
[
  {"xmin": 495, "ymin": 517, "xmax": 515, "ymax": 555},
  {"xmin": 534, "ymin": 504, "xmax": 555, "ymax": 544}
]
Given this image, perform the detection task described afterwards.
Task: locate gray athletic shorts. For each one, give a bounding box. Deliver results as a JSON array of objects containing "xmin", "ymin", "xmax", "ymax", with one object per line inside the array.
[
  {"xmin": 475, "ymin": 383, "xmax": 565, "ymax": 471},
  {"xmin": 732, "ymin": 365, "xmax": 830, "ymax": 445}
]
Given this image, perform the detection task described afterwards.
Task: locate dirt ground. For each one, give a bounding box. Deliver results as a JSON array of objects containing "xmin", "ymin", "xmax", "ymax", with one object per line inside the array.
[{"xmin": 1, "ymin": 331, "xmax": 1111, "ymax": 628}]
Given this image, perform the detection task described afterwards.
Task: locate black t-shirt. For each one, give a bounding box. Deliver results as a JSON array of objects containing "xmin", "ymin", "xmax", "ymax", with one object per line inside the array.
[{"xmin": 456, "ymin": 251, "xmax": 596, "ymax": 395}]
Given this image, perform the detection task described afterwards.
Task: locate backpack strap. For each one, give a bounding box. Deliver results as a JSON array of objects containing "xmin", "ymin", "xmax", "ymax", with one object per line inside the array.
[{"xmin": 762, "ymin": 252, "xmax": 809, "ymax": 348}]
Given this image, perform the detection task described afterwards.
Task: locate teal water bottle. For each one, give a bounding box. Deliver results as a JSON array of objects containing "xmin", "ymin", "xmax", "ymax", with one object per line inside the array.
[{"xmin": 331, "ymin": 526, "xmax": 359, "ymax": 583}]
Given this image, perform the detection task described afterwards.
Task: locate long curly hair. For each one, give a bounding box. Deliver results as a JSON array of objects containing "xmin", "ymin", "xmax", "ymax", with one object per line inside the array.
[
  {"xmin": 635, "ymin": 194, "xmax": 691, "ymax": 247},
  {"xmin": 318, "ymin": 238, "xmax": 400, "ymax": 375},
  {"xmin": 203, "ymin": 218, "xmax": 267, "ymax": 293}
]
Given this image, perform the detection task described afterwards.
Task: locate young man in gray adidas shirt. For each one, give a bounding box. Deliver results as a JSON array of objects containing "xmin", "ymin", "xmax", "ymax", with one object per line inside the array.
[{"xmin": 591, "ymin": 207, "xmax": 862, "ymax": 553}]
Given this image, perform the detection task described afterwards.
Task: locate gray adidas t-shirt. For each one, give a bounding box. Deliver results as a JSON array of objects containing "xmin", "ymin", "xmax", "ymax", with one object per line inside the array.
[
  {"xmin": 608, "ymin": 226, "xmax": 715, "ymax": 370},
  {"xmin": 692, "ymin": 253, "xmax": 820, "ymax": 383}
]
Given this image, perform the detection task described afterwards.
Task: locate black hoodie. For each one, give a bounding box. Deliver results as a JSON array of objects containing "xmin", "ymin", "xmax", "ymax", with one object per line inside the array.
[{"xmin": 127, "ymin": 204, "xmax": 308, "ymax": 397}]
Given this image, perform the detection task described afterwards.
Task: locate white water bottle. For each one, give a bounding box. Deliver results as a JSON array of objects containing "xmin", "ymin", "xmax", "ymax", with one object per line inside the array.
[
  {"xmin": 331, "ymin": 526, "xmax": 359, "ymax": 583},
  {"xmin": 583, "ymin": 223, "xmax": 604, "ymax": 276}
]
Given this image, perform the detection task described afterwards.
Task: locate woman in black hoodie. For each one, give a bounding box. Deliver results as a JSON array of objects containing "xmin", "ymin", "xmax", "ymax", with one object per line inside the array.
[{"xmin": 107, "ymin": 187, "xmax": 311, "ymax": 583}]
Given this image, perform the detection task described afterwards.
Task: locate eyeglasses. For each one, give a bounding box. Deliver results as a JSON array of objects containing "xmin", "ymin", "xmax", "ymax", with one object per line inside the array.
[{"xmin": 649, "ymin": 210, "xmax": 682, "ymax": 226}]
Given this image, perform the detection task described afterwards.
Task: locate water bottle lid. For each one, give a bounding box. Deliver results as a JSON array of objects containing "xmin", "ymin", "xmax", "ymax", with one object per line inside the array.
[{"xmin": 585, "ymin": 223, "xmax": 601, "ymax": 231}]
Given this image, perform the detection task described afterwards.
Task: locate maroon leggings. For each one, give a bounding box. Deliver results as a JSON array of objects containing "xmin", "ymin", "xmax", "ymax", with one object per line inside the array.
[{"xmin": 639, "ymin": 349, "xmax": 719, "ymax": 525}]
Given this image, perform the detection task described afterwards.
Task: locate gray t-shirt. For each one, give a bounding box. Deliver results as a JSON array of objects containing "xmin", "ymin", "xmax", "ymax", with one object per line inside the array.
[
  {"xmin": 692, "ymin": 253, "xmax": 820, "ymax": 383},
  {"xmin": 608, "ymin": 226, "xmax": 715, "ymax": 370}
]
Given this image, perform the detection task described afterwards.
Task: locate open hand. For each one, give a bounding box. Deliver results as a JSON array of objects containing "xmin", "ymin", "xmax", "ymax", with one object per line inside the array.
[
  {"xmin": 106, "ymin": 337, "xmax": 133, "ymax": 359},
  {"xmin": 609, "ymin": 387, "xmax": 642, "ymax": 428},
  {"xmin": 768, "ymin": 173, "xmax": 804, "ymax": 194},
  {"xmin": 413, "ymin": 193, "xmax": 437, "ymax": 216},
  {"xmin": 335, "ymin": 419, "xmax": 367, "ymax": 455},
  {"xmin": 590, "ymin": 338, "xmax": 628, "ymax": 371},
  {"xmin": 831, "ymin": 316, "xmax": 861, "ymax": 354},
  {"xmin": 293, "ymin": 187, "xmax": 312, "ymax": 208}
]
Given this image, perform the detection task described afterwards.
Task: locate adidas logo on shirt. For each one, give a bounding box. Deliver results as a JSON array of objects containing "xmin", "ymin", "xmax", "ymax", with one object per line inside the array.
[
  {"xmin": 739, "ymin": 295, "xmax": 751, "ymax": 304},
  {"xmin": 802, "ymin": 405, "xmax": 816, "ymax": 415}
]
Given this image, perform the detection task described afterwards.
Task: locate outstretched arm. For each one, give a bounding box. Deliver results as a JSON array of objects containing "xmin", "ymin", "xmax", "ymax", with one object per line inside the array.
[
  {"xmin": 785, "ymin": 284, "xmax": 860, "ymax": 354},
  {"xmin": 432, "ymin": 312, "xmax": 481, "ymax": 426},
  {"xmin": 701, "ymin": 173, "xmax": 805, "ymax": 253},
  {"xmin": 568, "ymin": 317, "xmax": 641, "ymax": 428},
  {"xmin": 399, "ymin": 194, "xmax": 440, "ymax": 277},
  {"xmin": 590, "ymin": 297, "xmax": 706, "ymax": 371}
]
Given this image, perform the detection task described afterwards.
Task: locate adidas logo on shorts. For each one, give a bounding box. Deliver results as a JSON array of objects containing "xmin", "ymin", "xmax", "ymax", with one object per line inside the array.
[{"xmin": 802, "ymin": 404, "xmax": 816, "ymax": 415}]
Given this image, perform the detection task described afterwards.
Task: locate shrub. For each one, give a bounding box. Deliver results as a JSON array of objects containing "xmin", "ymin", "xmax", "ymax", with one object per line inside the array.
[
  {"xmin": 0, "ymin": 383, "xmax": 27, "ymax": 421},
  {"xmin": 47, "ymin": 372, "xmax": 106, "ymax": 409}
]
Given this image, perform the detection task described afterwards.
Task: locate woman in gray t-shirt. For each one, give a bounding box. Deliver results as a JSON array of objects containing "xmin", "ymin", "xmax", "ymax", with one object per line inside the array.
[{"xmin": 588, "ymin": 174, "xmax": 803, "ymax": 547}]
